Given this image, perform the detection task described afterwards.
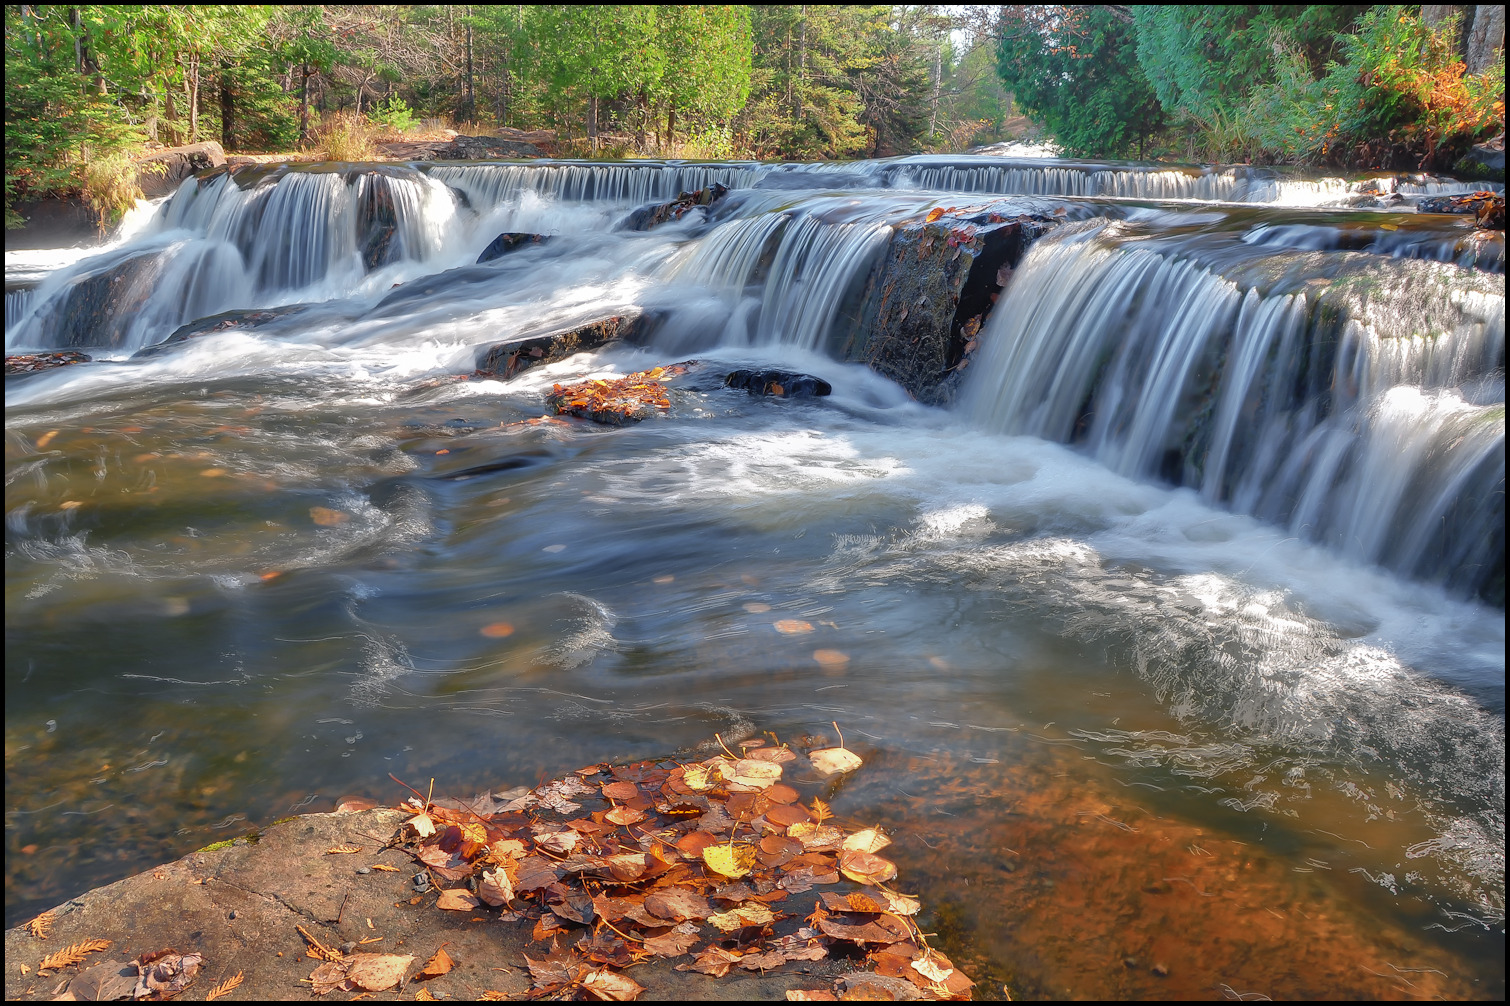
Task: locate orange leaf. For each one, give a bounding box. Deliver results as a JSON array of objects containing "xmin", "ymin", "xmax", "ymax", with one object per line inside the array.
[{"xmin": 417, "ymin": 946, "xmax": 454, "ymax": 979}]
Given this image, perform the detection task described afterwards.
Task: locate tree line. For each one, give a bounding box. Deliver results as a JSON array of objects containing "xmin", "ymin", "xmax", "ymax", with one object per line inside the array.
[
  {"xmin": 5, "ymin": 4, "xmax": 1016, "ymax": 224},
  {"xmin": 996, "ymin": 4, "xmax": 1504, "ymax": 171}
]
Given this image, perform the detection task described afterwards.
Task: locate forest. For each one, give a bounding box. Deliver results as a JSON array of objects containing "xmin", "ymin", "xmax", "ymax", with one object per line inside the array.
[{"xmin": 4, "ymin": 4, "xmax": 1505, "ymax": 226}]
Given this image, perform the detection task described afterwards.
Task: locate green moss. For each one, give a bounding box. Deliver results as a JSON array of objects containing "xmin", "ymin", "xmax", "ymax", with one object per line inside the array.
[{"xmin": 197, "ymin": 839, "xmax": 235, "ymax": 853}]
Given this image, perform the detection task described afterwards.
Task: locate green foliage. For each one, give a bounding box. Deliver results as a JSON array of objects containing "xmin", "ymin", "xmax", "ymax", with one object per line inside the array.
[
  {"xmin": 368, "ymin": 94, "xmax": 418, "ymax": 135},
  {"xmin": 1247, "ymin": 6, "xmax": 1505, "ymax": 168},
  {"xmin": 996, "ymin": 7, "xmax": 1165, "ymax": 159}
]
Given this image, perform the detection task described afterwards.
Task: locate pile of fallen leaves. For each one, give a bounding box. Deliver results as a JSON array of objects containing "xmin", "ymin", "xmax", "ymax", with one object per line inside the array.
[
  {"xmin": 546, "ymin": 363, "xmax": 694, "ymax": 425},
  {"xmin": 5, "ymin": 351, "xmax": 92, "ymax": 375},
  {"xmin": 389, "ymin": 730, "xmax": 974, "ymax": 1001}
]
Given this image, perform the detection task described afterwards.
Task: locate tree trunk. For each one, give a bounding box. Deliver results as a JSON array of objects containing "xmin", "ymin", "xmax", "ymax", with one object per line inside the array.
[
  {"xmin": 1465, "ymin": 4, "xmax": 1506, "ymax": 75},
  {"xmin": 588, "ymin": 95, "xmax": 599, "ymax": 151},
  {"xmin": 464, "ymin": 12, "xmax": 475, "ymax": 124},
  {"xmin": 796, "ymin": 6, "xmax": 807, "ymax": 120},
  {"xmin": 188, "ymin": 53, "xmax": 200, "ymax": 144},
  {"xmin": 220, "ymin": 62, "xmax": 234, "ymax": 150},
  {"xmin": 666, "ymin": 107, "xmax": 676, "ymax": 149},
  {"xmin": 299, "ymin": 64, "xmax": 311, "ymax": 143},
  {"xmin": 929, "ymin": 41, "xmax": 941, "ymax": 138}
]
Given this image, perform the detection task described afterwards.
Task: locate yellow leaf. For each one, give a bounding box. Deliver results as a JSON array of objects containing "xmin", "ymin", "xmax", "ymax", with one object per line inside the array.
[
  {"xmin": 925, "ymin": 207, "xmax": 945, "ymax": 222},
  {"xmin": 702, "ymin": 843, "xmax": 758, "ymax": 878},
  {"xmin": 912, "ymin": 952, "xmax": 955, "ymax": 983},
  {"xmin": 841, "ymin": 828, "xmax": 890, "ymax": 854},
  {"xmin": 707, "ymin": 902, "xmax": 776, "ymax": 932},
  {"xmin": 407, "ymin": 811, "xmax": 437, "ymax": 838},
  {"xmin": 436, "ymin": 889, "xmax": 481, "ymax": 911},
  {"xmin": 36, "ymin": 430, "xmax": 59, "ymax": 449},
  {"xmin": 809, "ymin": 747, "xmax": 863, "ymax": 776},
  {"xmin": 369, "ymin": 864, "xmax": 401, "ymax": 872},
  {"xmin": 326, "ymin": 844, "xmax": 363, "ymax": 854}
]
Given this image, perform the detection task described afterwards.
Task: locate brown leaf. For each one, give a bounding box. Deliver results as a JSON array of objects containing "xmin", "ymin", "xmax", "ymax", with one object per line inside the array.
[
  {"xmin": 62, "ymin": 960, "xmax": 138, "ymax": 1001},
  {"xmin": 435, "ymin": 889, "xmax": 480, "ymax": 912},
  {"xmin": 773, "ymin": 619, "xmax": 813, "ymax": 634},
  {"xmin": 786, "ymin": 991, "xmax": 839, "ymax": 1001},
  {"xmin": 787, "ymin": 822, "xmax": 844, "ymax": 852},
  {"xmin": 766, "ymin": 783, "xmax": 800, "ymax": 805},
  {"xmin": 679, "ymin": 946, "xmax": 742, "ymax": 978},
  {"xmin": 310, "ymin": 507, "xmax": 348, "ymax": 526},
  {"xmin": 840, "ymin": 980, "xmax": 899, "ymax": 1000},
  {"xmin": 838, "ymin": 850, "xmax": 898, "ymax": 886},
  {"xmin": 344, "ymin": 953, "xmax": 414, "ymax": 992},
  {"xmin": 309, "ymin": 960, "xmax": 349, "ymax": 996},
  {"xmin": 325, "ymin": 844, "xmax": 363, "ymax": 855},
  {"xmin": 675, "ymin": 831, "xmax": 719, "ymax": 857},
  {"xmin": 765, "ymin": 804, "xmax": 813, "ymax": 827},
  {"xmin": 641, "ymin": 926, "xmax": 701, "ymax": 958},
  {"xmin": 133, "ymin": 952, "xmax": 203, "ymax": 998},
  {"xmin": 476, "ymin": 866, "xmax": 515, "ymax": 907},
  {"xmin": 601, "ymin": 781, "xmax": 639, "ymax": 801},
  {"xmin": 39, "ymin": 940, "xmax": 112, "ymax": 972},
  {"xmin": 205, "ymin": 971, "xmax": 244, "ymax": 1001},
  {"xmin": 644, "ymin": 888, "xmax": 712, "ymax": 922},
  {"xmin": 417, "ymin": 947, "xmax": 453, "ymax": 979},
  {"xmin": 581, "ymin": 968, "xmax": 645, "ymax": 1001},
  {"xmin": 514, "ymin": 855, "xmax": 564, "ymax": 892},
  {"xmin": 817, "ymin": 913, "xmax": 912, "ymax": 945},
  {"xmin": 604, "ymin": 805, "xmax": 645, "ymax": 826}
]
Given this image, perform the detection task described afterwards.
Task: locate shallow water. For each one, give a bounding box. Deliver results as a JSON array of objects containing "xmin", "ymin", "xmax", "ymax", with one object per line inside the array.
[{"xmin": 5, "ymin": 155, "xmax": 1504, "ymax": 998}]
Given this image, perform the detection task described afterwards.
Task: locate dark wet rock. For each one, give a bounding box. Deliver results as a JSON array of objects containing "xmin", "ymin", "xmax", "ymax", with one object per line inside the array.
[
  {"xmin": 1455, "ymin": 131, "xmax": 1505, "ymax": 182},
  {"xmin": 136, "ymin": 141, "xmax": 226, "ymax": 198},
  {"xmin": 620, "ymin": 184, "xmax": 729, "ymax": 232},
  {"xmin": 356, "ymin": 170, "xmax": 401, "ymax": 271},
  {"xmin": 473, "ymin": 309, "xmax": 660, "ymax": 380},
  {"xmin": 477, "ymin": 232, "xmax": 551, "ymax": 263},
  {"xmin": 546, "ymin": 362, "xmax": 697, "ymax": 425},
  {"xmin": 1416, "ymin": 191, "xmax": 1505, "ymax": 229},
  {"xmin": 724, "ymin": 369, "xmax": 832, "ymax": 398},
  {"xmin": 846, "ymin": 208, "xmax": 1053, "ymax": 404},
  {"xmin": 3, "ymin": 195, "xmax": 100, "ymax": 250},
  {"xmin": 134, "ymin": 304, "xmax": 310, "ymax": 358},
  {"xmin": 5, "ymin": 350, "xmax": 92, "ymax": 375},
  {"xmin": 22, "ymin": 249, "xmax": 163, "ymax": 349}
]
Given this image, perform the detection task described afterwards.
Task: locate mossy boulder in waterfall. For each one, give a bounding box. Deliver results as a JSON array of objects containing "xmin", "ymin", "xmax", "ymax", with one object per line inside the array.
[{"xmin": 473, "ymin": 309, "xmax": 662, "ymax": 380}]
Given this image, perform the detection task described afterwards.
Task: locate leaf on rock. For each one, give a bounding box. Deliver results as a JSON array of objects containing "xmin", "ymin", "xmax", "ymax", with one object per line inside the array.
[
  {"xmin": 841, "ymin": 829, "xmax": 890, "ymax": 854},
  {"xmin": 63, "ymin": 960, "xmax": 139, "ymax": 1001},
  {"xmin": 133, "ymin": 952, "xmax": 203, "ymax": 999},
  {"xmin": 786, "ymin": 991, "xmax": 839, "ymax": 1001},
  {"xmin": 644, "ymin": 887, "xmax": 713, "ymax": 922},
  {"xmin": 702, "ymin": 843, "xmax": 758, "ymax": 879},
  {"xmin": 476, "ymin": 866, "xmax": 515, "ymax": 907},
  {"xmin": 204, "ymin": 970, "xmax": 244, "ymax": 1001},
  {"xmin": 27, "ymin": 911, "xmax": 53, "ymax": 939},
  {"xmin": 344, "ymin": 953, "xmax": 413, "ymax": 992},
  {"xmin": 435, "ymin": 889, "xmax": 480, "ymax": 912},
  {"xmin": 581, "ymin": 968, "xmax": 646, "ymax": 1001},
  {"xmin": 325, "ymin": 844, "xmax": 362, "ymax": 855},
  {"xmin": 417, "ymin": 947, "xmax": 454, "ymax": 979},
  {"xmin": 707, "ymin": 902, "xmax": 777, "ymax": 932},
  {"xmin": 680, "ymin": 946, "xmax": 742, "ymax": 978},
  {"xmin": 407, "ymin": 811, "xmax": 437, "ymax": 838}
]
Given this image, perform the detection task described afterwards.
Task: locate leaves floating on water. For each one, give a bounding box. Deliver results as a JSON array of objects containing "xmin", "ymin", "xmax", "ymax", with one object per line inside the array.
[
  {"xmin": 809, "ymin": 746, "xmax": 863, "ymax": 776},
  {"xmin": 479, "ymin": 621, "xmax": 515, "ymax": 638},
  {"xmin": 774, "ymin": 619, "xmax": 814, "ymax": 634},
  {"xmin": 812, "ymin": 649, "xmax": 850, "ymax": 667},
  {"xmin": 38, "ymin": 939, "xmax": 112, "ymax": 971},
  {"xmin": 309, "ymin": 506, "xmax": 349, "ymax": 526}
]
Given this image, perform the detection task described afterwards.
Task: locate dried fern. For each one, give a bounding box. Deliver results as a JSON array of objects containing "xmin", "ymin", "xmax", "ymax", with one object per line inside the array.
[
  {"xmin": 38, "ymin": 939, "xmax": 111, "ymax": 971},
  {"xmin": 27, "ymin": 910, "xmax": 54, "ymax": 939},
  {"xmin": 205, "ymin": 971, "xmax": 244, "ymax": 1001}
]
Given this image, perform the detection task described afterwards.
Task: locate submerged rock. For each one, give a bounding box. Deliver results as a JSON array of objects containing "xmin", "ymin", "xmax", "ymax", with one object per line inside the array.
[
  {"xmin": 620, "ymin": 184, "xmax": 729, "ymax": 231},
  {"xmin": 724, "ymin": 369, "xmax": 832, "ymax": 398},
  {"xmin": 846, "ymin": 208, "xmax": 1053, "ymax": 404},
  {"xmin": 474, "ymin": 309, "xmax": 659, "ymax": 380},
  {"xmin": 477, "ymin": 232, "xmax": 551, "ymax": 263},
  {"xmin": 134, "ymin": 304, "xmax": 310, "ymax": 358},
  {"xmin": 5, "ymin": 350, "xmax": 92, "ymax": 375}
]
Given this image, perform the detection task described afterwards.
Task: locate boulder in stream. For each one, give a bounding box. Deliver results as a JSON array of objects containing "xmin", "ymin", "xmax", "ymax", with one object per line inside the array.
[
  {"xmin": 724, "ymin": 369, "xmax": 832, "ymax": 398},
  {"xmin": 846, "ymin": 208, "xmax": 1053, "ymax": 404},
  {"xmin": 477, "ymin": 232, "xmax": 551, "ymax": 263},
  {"xmin": 474, "ymin": 309, "xmax": 659, "ymax": 380},
  {"xmin": 620, "ymin": 184, "xmax": 729, "ymax": 231},
  {"xmin": 134, "ymin": 304, "xmax": 310, "ymax": 358}
]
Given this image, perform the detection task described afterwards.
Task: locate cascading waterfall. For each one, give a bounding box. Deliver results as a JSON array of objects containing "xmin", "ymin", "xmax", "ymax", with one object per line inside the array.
[
  {"xmin": 962, "ymin": 220, "xmax": 1506, "ymax": 600},
  {"xmin": 429, "ymin": 162, "xmax": 760, "ymax": 205}
]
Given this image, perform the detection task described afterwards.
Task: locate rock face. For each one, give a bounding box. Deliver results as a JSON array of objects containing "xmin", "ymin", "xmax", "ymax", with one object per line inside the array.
[
  {"xmin": 1455, "ymin": 131, "xmax": 1505, "ymax": 182},
  {"xmin": 26, "ymin": 250, "xmax": 163, "ymax": 349},
  {"xmin": 620, "ymin": 184, "xmax": 729, "ymax": 231},
  {"xmin": 473, "ymin": 310, "xmax": 659, "ymax": 380},
  {"xmin": 845, "ymin": 210, "xmax": 1053, "ymax": 404},
  {"xmin": 724, "ymin": 369, "xmax": 832, "ymax": 398},
  {"xmin": 477, "ymin": 232, "xmax": 551, "ymax": 263},
  {"xmin": 136, "ymin": 141, "xmax": 226, "ymax": 198}
]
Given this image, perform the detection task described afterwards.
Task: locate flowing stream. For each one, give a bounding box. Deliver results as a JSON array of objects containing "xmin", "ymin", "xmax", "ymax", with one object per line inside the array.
[{"xmin": 5, "ymin": 154, "xmax": 1504, "ymax": 998}]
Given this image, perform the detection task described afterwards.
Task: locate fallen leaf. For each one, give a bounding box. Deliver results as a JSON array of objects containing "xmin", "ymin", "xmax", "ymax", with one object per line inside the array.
[
  {"xmin": 416, "ymin": 987, "xmax": 437, "ymax": 1001},
  {"xmin": 200, "ymin": 468, "xmax": 227, "ymax": 477},
  {"xmin": 345, "ymin": 953, "xmax": 414, "ymax": 992},
  {"xmin": 911, "ymin": 953, "xmax": 954, "ymax": 983},
  {"xmin": 644, "ymin": 888, "xmax": 713, "ymax": 922},
  {"xmin": 417, "ymin": 947, "xmax": 454, "ymax": 979},
  {"xmin": 479, "ymin": 622, "xmax": 514, "ymax": 638},
  {"xmin": 36, "ymin": 430, "xmax": 59, "ymax": 449},
  {"xmin": 205, "ymin": 970, "xmax": 244, "ymax": 1000},
  {"xmin": 62, "ymin": 960, "xmax": 138, "ymax": 1001},
  {"xmin": 604, "ymin": 805, "xmax": 645, "ymax": 825},
  {"xmin": 787, "ymin": 992, "xmax": 839, "ymax": 1001},
  {"xmin": 812, "ymin": 649, "xmax": 850, "ymax": 668},
  {"xmin": 601, "ymin": 781, "xmax": 638, "ymax": 801},
  {"xmin": 708, "ymin": 902, "xmax": 776, "ymax": 932},
  {"xmin": 702, "ymin": 843, "xmax": 758, "ymax": 879},
  {"xmin": 407, "ymin": 811, "xmax": 437, "ymax": 838},
  {"xmin": 581, "ymin": 968, "xmax": 645, "ymax": 1001},
  {"xmin": 435, "ymin": 889, "xmax": 481, "ymax": 912},
  {"xmin": 59, "ymin": 500, "xmax": 83, "ymax": 510},
  {"xmin": 370, "ymin": 864, "xmax": 401, "ymax": 872},
  {"xmin": 841, "ymin": 829, "xmax": 891, "ymax": 854},
  {"xmin": 766, "ymin": 782, "xmax": 800, "ymax": 804},
  {"xmin": 728, "ymin": 759, "xmax": 783, "ymax": 791},
  {"xmin": 766, "ymin": 804, "xmax": 814, "ymax": 827},
  {"xmin": 838, "ymin": 850, "xmax": 898, "ymax": 886},
  {"xmin": 680, "ymin": 946, "xmax": 742, "ymax": 978},
  {"xmin": 133, "ymin": 952, "xmax": 203, "ymax": 999},
  {"xmin": 774, "ymin": 619, "xmax": 813, "ymax": 634},
  {"xmin": 39, "ymin": 940, "xmax": 112, "ymax": 971},
  {"xmin": 326, "ymin": 844, "xmax": 363, "ymax": 855},
  {"xmin": 476, "ymin": 867, "xmax": 515, "ymax": 906},
  {"xmin": 641, "ymin": 927, "xmax": 700, "ymax": 958},
  {"xmin": 809, "ymin": 747, "xmax": 863, "ymax": 776},
  {"xmin": 925, "ymin": 207, "xmax": 945, "ymax": 223},
  {"xmin": 786, "ymin": 822, "xmax": 844, "ymax": 852},
  {"xmin": 309, "ymin": 507, "xmax": 348, "ymax": 526}
]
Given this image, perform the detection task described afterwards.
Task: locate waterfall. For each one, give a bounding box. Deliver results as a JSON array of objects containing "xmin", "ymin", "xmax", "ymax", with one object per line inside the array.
[
  {"xmin": 429, "ymin": 162, "xmax": 760, "ymax": 206},
  {"xmin": 963, "ymin": 221, "xmax": 1506, "ymax": 600}
]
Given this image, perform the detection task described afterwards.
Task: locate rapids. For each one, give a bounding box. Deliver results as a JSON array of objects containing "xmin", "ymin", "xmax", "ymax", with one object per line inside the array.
[{"xmin": 5, "ymin": 154, "xmax": 1505, "ymax": 997}]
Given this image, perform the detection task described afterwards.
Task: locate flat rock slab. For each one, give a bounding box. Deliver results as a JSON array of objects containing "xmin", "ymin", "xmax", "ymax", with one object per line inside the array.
[{"xmin": 4, "ymin": 809, "xmax": 854, "ymax": 1001}]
